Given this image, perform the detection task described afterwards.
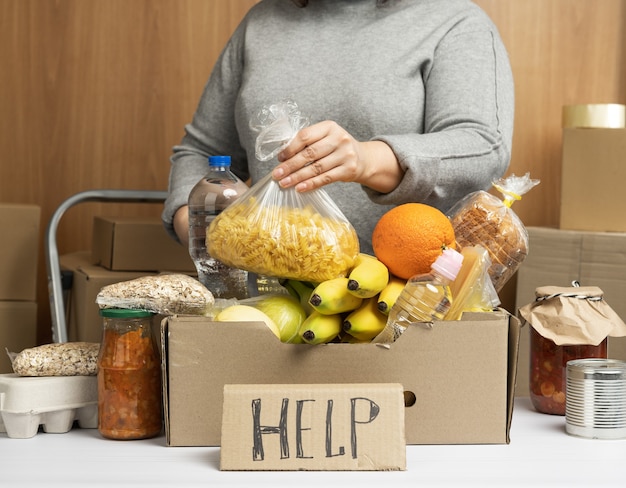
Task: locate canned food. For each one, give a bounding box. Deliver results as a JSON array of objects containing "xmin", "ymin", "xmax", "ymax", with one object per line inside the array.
[{"xmin": 566, "ymin": 358, "xmax": 626, "ymax": 439}]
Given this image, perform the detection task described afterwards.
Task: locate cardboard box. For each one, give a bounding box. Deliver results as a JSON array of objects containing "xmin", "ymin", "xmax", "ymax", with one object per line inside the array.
[
  {"xmin": 161, "ymin": 310, "xmax": 520, "ymax": 447},
  {"xmin": 60, "ymin": 252, "xmax": 157, "ymax": 343},
  {"xmin": 0, "ymin": 204, "xmax": 40, "ymax": 301},
  {"xmin": 560, "ymin": 128, "xmax": 626, "ymax": 232},
  {"xmin": 0, "ymin": 301, "xmax": 37, "ymax": 373},
  {"xmin": 91, "ymin": 216, "xmax": 195, "ymax": 272},
  {"xmin": 514, "ymin": 226, "xmax": 626, "ymax": 397}
]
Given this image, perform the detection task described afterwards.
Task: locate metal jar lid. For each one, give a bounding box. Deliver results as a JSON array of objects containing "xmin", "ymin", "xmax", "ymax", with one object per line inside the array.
[{"xmin": 566, "ymin": 359, "xmax": 626, "ymax": 440}]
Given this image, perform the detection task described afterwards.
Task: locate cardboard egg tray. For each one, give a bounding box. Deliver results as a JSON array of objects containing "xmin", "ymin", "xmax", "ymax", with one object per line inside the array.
[{"xmin": 0, "ymin": 373, "xmax": 98, "ymax": 439}]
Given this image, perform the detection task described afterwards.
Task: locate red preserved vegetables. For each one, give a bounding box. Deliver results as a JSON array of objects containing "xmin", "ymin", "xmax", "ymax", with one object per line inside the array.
[
  {"xmin": 97, "ymin": 309, "xmax": 162, "ymax": 440},
  {"xmin": 529, "ymin": 326, "xmax": 607, "ymax": 415}
]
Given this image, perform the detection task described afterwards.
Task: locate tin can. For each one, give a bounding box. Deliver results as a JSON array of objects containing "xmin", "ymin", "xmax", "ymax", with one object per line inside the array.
[{"xmin": 566, "ymin": 358, "xmax": 626, "ymax": 439}]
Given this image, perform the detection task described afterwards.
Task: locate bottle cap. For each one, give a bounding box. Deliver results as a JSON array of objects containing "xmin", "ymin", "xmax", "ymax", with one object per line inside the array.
[
  {"xmin": 431, "ymin": 248, "xmax": 464, "ymax": 281},
  {"xmin": 208, "ymin": 155, "xmax": 231, "ymax": 167}
]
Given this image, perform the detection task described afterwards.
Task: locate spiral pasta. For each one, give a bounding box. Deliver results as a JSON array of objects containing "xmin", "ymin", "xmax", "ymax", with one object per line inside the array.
[{"xmin": 207, "ymin": 199, "xmax": 359, "ymax": 283}]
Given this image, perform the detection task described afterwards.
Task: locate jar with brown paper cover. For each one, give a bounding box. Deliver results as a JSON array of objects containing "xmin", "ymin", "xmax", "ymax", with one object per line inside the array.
[{"xmin": 519, "ymin": 284, "xmax": 626, "ymax": 416}]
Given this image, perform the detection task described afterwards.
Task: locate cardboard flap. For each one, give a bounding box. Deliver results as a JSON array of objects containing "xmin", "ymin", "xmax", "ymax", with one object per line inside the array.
[
  {"xmin": 505, "ymin": 311, "xmax": 521, "ymax": 444},
  {"xmin": 220, "ymin": 383, "xmax": 406, "ymax": 471}
]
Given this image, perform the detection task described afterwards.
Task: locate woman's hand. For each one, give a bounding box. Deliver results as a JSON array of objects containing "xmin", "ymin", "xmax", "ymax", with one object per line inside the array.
[
  {"xmin": 173, "ymin": 205, "xmax": 190, "ymax": 247},
  {"xmin": 272, "ymin": 120, "xmax": 403, "ymax": 193}
]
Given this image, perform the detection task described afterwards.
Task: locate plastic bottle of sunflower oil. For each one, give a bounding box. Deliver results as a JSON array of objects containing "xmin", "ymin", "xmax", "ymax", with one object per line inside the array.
[
  {"xmin": 188, "ymin": 155, "xmax": 250, "ymax": 299},
  {"xmin": 379, "ymin": 248, "xmax": 464, "ymax": 342}
]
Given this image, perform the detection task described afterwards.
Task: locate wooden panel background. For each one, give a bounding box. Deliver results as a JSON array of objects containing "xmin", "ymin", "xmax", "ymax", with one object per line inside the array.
[{"xmin": 0, "ymin": 0, "xmax": 624, "ymax": 343}]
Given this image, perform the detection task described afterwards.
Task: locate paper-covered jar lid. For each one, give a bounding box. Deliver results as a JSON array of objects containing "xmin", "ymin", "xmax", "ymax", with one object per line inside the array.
[{"xmin": 518, "ymin": 285, "xmax": 626, "ymax": 346}]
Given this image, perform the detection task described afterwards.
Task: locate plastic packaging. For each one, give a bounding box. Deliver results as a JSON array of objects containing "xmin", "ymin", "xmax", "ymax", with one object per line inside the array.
[
  {"xmin": 374, "ymin": 248, "xmax": 464, "ymax": 343},
  {"xmin": 188, "ymin": 155, "xmax": 250, "ymax": 299},
  {"xmin": 0, "ymin": 373, "xmax": 97, "ymax": 439},
  {"xmin": 9, "ymin": 342, "xmax": 99, "ymax": 376},
  {"xmin": 97, "ymin": 309, "xmax": 162, "ymax": 440},
  {"xmin": 448, "ymin": 173, "xmax": 539, "ymax": 292},
  {"xmin": 519, "ymin": 284, "xmax": 626, "ymax": 415},
  {"xmin": 96, "ymin": 273, "xmax": 215, "ymax": 315},
  {"xmin": 207, "ymin": 101, "xmax": 360, "ymax": 283},
  {"xmin": 444, "ymin": 246, "xmax": 500, "ymax": 320}
]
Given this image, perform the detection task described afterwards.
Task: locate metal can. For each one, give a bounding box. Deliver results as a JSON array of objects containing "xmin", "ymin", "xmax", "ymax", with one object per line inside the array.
[
  {"xmin": 566, "ymin": 358, "xmax": 626, "ymax": 439},
  {"xmin": 97, "ymin": 308, "xmax": 162, "ymax": 440}
]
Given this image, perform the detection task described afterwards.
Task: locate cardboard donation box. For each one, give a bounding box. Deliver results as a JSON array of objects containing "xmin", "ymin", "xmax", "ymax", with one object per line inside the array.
[
  {"xmin": 162, "ymin": 310, "xmax": 520, "ymax": 447},
  {"xmin": 560, "ymin": 128, "xmax": 626, "ymax": 232},
  {"xmin": 91, "ymin": 216, "xmax": 195, "ymax": 272}
]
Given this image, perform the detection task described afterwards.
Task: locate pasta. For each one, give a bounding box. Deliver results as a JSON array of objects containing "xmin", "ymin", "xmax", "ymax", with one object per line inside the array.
[{"xmin": 207, "ymin": 199, "xmax": 359, "ymax": 283}]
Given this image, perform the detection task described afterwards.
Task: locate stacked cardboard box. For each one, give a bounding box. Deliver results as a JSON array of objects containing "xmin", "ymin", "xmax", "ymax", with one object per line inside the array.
[
  {"xmin": 0, "ymin": 204, "xmax": 40, "ymax": 373},
  {"xmin": 514, "ymin": 226, "xmax": 626, "ymax": 396},
  {"xmin": 91, "ymin": 216, "xmax": 195, "ymax": 272},
  {"xmin": 61, "ymin": 215, "xmax": 195, "ymax": 343},
  {"xmin": 560, "ymin": 128, "xmax": 626, "ymax": 232}
]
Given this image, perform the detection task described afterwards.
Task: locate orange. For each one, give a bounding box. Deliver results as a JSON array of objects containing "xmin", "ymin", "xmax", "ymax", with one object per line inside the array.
[{"xmin": 371, "ymin": 203, "xmax": 455, "ymax": 280}]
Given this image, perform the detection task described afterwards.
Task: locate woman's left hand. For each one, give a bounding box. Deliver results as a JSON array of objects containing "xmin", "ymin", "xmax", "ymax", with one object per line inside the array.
[
  {"xmin": 272, "ymin": 120, "xmax": 362, "ymax": 191},
  {"xmin": 272, "ymin": 120, "xmax": 402, "ymax": 193}
]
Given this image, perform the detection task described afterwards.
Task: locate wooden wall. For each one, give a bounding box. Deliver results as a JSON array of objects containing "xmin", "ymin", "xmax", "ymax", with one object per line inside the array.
[{"xmin": 1, "ymin": 0, "xmax": 624, "ymax": 343}]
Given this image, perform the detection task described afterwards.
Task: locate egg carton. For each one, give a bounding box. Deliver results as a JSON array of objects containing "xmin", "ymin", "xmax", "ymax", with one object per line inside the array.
[{"xmin": 0, "ymin": 373, "xmax": 98, "ymax": 439}]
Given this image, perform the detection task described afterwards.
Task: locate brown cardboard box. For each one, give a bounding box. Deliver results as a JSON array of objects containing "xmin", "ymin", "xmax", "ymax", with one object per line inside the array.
[
  {"xmin": 0, "ymin": 301, "xmax": 37, "ymax": 373},
  {"xmin": 560, "ymin": 128, "xmax": 626, "ymax": 232},
  {"xmin": 60, "ymin": 252, "xmax": 157, "ymax": 343},
  {"xmin": 161, "ymin": 310, "xmax": 520, "ymax": 447},
  {"xmin": 514, "ymin": 226, "xmax": 626, "ymax": 397},
  {"xmin": 91, "ymin": 216, "xmax": 195, "ymax": 272},
  {"xmin": 0, "ymin": 204, "xmax": 40, "ymax": 301}
]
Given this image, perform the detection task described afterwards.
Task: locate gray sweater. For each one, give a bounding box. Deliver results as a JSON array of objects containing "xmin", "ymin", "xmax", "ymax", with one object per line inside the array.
[{"xmin": 163, "ymin": 0, "xmax": 514, "ymax": 254}]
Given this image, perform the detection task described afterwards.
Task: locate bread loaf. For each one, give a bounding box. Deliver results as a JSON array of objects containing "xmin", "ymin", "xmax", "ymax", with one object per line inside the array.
[{"xmin": 448, "ymin": 191, "xmax": 528, "ymax": 292}]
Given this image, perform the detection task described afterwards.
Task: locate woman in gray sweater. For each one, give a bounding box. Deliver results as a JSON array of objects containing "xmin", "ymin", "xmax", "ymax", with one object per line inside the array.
[{"xmin": 163, "ymin": 0, "xmax": 514, "ymax": 255}]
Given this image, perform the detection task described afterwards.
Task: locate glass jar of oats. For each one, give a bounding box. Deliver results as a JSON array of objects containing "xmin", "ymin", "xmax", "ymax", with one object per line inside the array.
[{"xmin": 97, "ymin": 308, "xmax": 161, "ymax": 440}]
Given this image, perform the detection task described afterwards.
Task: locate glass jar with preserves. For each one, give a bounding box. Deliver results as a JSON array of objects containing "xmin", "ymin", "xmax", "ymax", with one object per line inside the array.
[
  {"xmin": 97, "ymin": 308, "xmax": 162, "ymax": 440},
  {"xmin": 529, "ymin": 326, "xmax": 607, "ymax": 415}
]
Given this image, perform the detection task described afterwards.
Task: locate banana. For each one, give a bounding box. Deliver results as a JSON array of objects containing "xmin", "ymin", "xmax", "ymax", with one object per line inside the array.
[
  {"xmin": 346, "ymin": 253, "xmax": 390, "ymax": 298},
  {"xmin": 309, "ymin": 277, "xmax": 363, "ymax": 315},
  {"xmin": 342, "ymin": 297, "xmax": 388, "ymax": 342},
  {"xmin": 284, "ymin": 279, "xmax": 316, "ymax": 316},
  {"xmin": 299, "ymin": 311, "xmax": 343, "ymax": 344},
  {"xmin": 376, "ymin": 276, "xmax": 407, "ymax": 315}
]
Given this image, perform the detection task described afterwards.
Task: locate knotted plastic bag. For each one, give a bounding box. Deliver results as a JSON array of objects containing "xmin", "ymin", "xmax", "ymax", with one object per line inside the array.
[
  {"xmin": 207, "ymin": 100, "xmax": 359, "ymax": 283},
  {"xmin": 519, "ymin": 285, "xmax": 626, "ymax": 345},
  {"xmin": 447, "ymin": 173, "xmax": 540, "ymax": 292}
]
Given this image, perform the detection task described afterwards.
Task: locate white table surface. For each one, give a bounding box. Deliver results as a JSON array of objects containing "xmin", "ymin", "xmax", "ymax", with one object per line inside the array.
[{"xmin": 1, "ymin": 397, "xmax": 624, "ymax": 487}]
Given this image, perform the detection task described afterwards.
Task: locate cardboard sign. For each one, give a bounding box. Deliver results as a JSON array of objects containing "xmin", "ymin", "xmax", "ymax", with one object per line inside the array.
[{"xmin": 220, "ymin": 383, "xmax": 406, "ymax": 471}]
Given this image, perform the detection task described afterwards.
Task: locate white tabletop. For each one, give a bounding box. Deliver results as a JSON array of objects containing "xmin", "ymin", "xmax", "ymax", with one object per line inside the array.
[{"xmin": 1, "ymin": 397, "xmax": 624, "ymax": 487}]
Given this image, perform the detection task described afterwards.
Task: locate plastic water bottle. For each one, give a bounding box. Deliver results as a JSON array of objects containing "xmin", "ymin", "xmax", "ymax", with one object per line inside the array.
[
  {"xmin": 188, "ymin": 155, "xmax": 250, "ymax": 299},
  {"xmin": 378, "ymin": 248, "xmax": 464, "ymax": 342}
]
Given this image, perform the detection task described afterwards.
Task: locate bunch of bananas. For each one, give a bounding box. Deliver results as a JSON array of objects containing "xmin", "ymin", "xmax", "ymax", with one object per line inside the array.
[{"xmin": 282, "ymin": 253, "xmax": 407, "ymax": 344}]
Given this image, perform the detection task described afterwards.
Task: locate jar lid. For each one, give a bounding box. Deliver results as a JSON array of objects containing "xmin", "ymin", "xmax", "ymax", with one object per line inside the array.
[{"xmin": 99, "ymin": 308, "xmax": 154, "ymax": 318}]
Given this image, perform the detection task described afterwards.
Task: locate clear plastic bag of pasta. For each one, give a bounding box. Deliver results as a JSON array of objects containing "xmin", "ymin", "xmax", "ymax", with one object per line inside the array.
[{"xmin": 206, "ymin": 100, "xmax": 360, "ymax": 283}]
